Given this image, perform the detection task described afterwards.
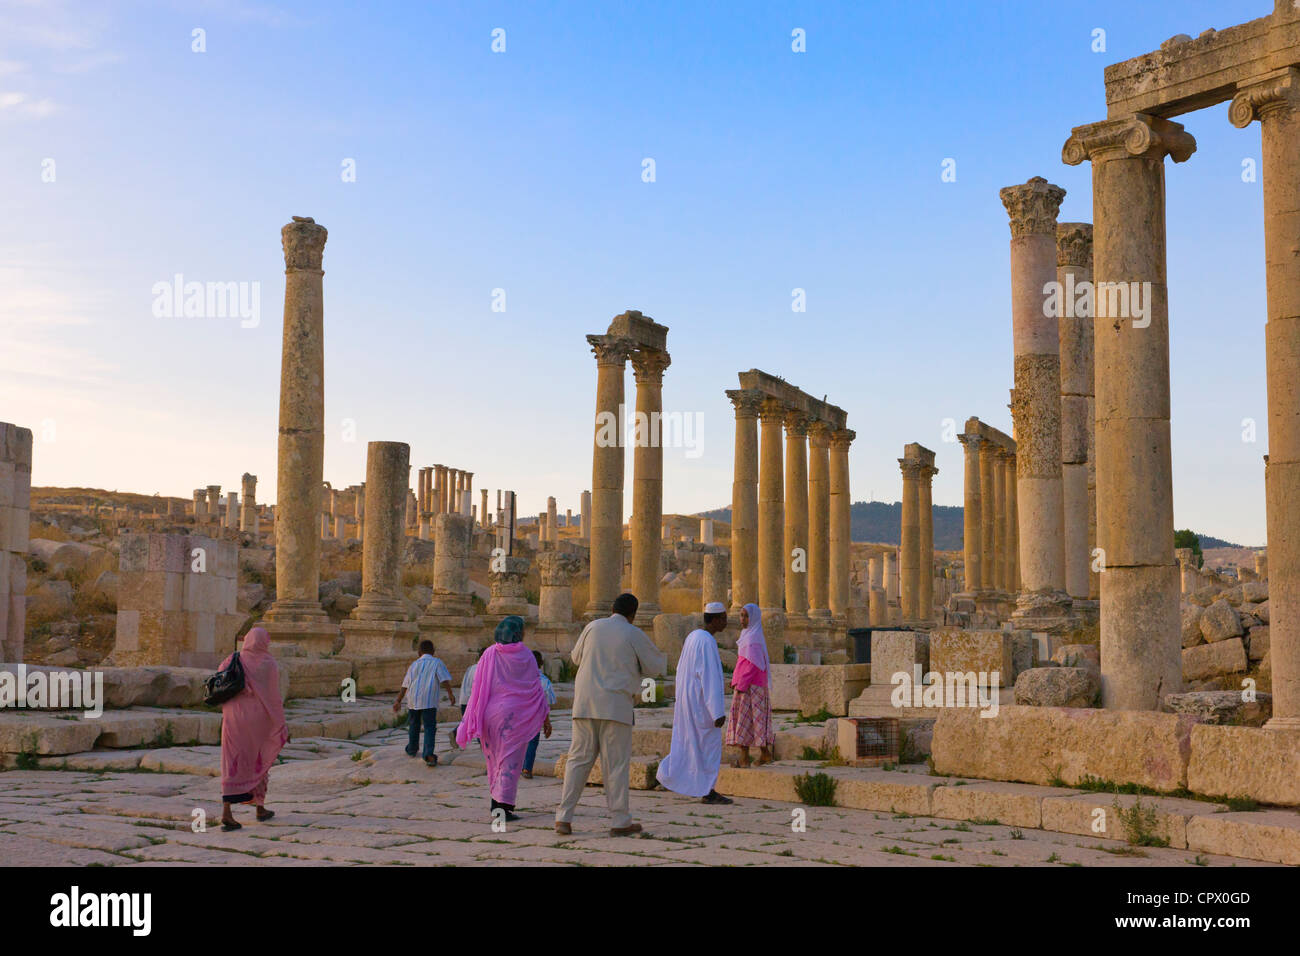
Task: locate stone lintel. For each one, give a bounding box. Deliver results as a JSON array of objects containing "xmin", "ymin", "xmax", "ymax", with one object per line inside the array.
[{"xmin": 737, "ymin": 368, "xmax": 848, "ymax": 430}]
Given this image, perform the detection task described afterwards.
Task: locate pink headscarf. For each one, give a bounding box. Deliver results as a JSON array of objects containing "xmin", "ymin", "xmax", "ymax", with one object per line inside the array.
[
  {"xmin": 736, "ymin": 603, "xmax": 769, "ymax": 672},
  {"xmin": 219, "ymin": 627, "xmax": 289, "ymax": 798}
]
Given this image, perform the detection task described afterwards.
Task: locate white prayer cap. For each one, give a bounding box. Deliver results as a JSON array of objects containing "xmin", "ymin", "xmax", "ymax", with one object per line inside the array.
[{"xmin": 704, "ymin": 602, "xmax": 726, "ymax": 614}]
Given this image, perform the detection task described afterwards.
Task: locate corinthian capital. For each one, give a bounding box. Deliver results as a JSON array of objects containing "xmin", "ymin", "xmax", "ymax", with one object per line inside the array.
[
  {"xmin": 1062, "ymin": 114, "xmax": 1197, "ymax": 167},
  {"xmin": 830, "ymin": 428, "xmax": 855, "ymax": 450},
  {"xmin": 1056, "ymin": 222, "xmax": 1093, "ymax": 267},
  {"xmin": 1229, "ymin": 67, "xmax": 1300, "ymax": 128},
  {"xmin": 726, "ymin": 388, "xmax": 764, "ymax": 419},
  {"xmin": 282, "ymin": 216, "xmax": 328, "ymax": 271},
  {"xmin": 631, "ymin": 348, "xmax": 672, "ymax": 384},
  {"xmin": 587, "ymin": 334, "xmax": 635, "ymax": 367},
  {"xmin": 998, "ymin": 177, "xmax": 1065, "ymax": 238}
]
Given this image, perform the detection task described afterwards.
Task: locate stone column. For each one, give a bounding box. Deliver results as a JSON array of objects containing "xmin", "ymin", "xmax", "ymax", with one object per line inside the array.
[
  {"xmin": 240, "ymin": 473, "xmax": 257, "ymax": 534},
  {"xmin": 206, "ymin": 485, "xmax": 221, "ymax": 523},
  {"xmin": 1006, "ymin": 449, "xmax": 1020, "ymax": 591},
  {"xmin": 0, "ymin": 422, "xmax": 33, "ymax": 662},
  {"xmin": 783, "ymin": 410, "xmax": 810, "ymax": 621},
  {"xmin": 758, "ymin": 398, "xmax": 786, "ymax": 612},
  {"xmin": 580, "ymin": 490, "xmax": 591, "ymax": 543},
  {"xmin": 587, "ymin": 334, "xmax": 632, "ymax": 617},
  {"xmin": 884, "ymin": 549, "xmax": 899, "ymax": 621},
  {"xmin": 1063, "ymin": 114, "xmax": 1195, "ymax": 708},
  {"xmin": 1231, "ymin": 69, "xmax": 1300, "ymax": 727},
  {"xmin": 1257, "ymin": 551, "xmax": 1269, "ymax": 581},
  {"xmin": 1058, "ymin": 221, "xmax": 1096, "ymax": 603},
  {"xmin": 263, "ymin": 216, "xmax": 336, "ymax": 654},
  {"xmin": 355, "ymin": 483, "xmax": 365, "ymax": 544},
  {"xmin": 419, "ymin": 512, "xmax": 476, "ymax": 625},
  {"xmin": 1000, "ymin": 176, "xmax": 1071, "ymax": 622},
  {"xmin": 192, "ymin": 490, "xmax": 205, "ymax": 519},
  {"xmin": 978, "ymin": 442, "xmax": 997, "ymax": 591},
  {"xmin": 488, "ymin": 555, "xmax": 530, "ymax": 617},
  {"xmin": 918, "ymin": 458, "xmax": 937, "ymax": 621},
  {"xmin": 342, "ymin": 442, "xmax": 417, "ymax": 654},
  {"xmin": 433, "ymin": 465, "xmax": 445, "ymax": 516},
  {"xmin": 537, "ymin": 551, "xmax": 583, "ymax": 625},
  {"xmin": 992, "ymin": 450, "xmax": 1008, "ymax": 590},
  {"xmin": 702, "ymin": 552, "xmax": 729, "ymax": 608},
  {"xmin": 700, "ymin": 518, "xmax": 714, "ymax": 546},
  {"xmin": 959, "ymin": 431, "xmax": 983, "ymax": 592},
  {"xmin": 899, "ymin": 451, "xmax": 922, "ymax": 622},
  {"xmin": 868, "ymin": 557, "xmax": 881, "ymax": 591},
  {"xmin": 727, "ymin": 388, "xmax": 762, "ymax": 611},
  {"xmin": 547, "ymin": 496, "xmax": 559, "ymax": 546},
  {"xmin": 630, "ymin": 349, "xmax": 670, "ymax": 618},
  {"xmin": 807, "ymin": 422, "xmax": 832, "ymax": 620},
  {"xmin": 481, "ymin": 488, "xmax": 489, "ymax": 529},
  {"xmin": 225, "ymin": 492, "xmax": 239, "ymax": 530}
]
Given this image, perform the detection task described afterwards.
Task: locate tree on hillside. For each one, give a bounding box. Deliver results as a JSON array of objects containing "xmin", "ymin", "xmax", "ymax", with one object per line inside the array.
[{"xmin": 1174, "ymin": 529, "xmax": 1203, "ymax": 569}]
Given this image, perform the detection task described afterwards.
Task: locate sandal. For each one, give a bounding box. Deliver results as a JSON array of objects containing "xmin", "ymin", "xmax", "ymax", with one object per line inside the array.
[
  {"xmin": 255, "ymin": 809, "xmax": 275, "ymax": 822},
  {"xmin": 221, "ymin": 820, "xmax": 242, "ymax": 832}
]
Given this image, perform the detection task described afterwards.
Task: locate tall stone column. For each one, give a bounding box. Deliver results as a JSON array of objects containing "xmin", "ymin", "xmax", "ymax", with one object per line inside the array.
[
  {"xmin": 1000, "ymin": 176, "xmax": 1071, "ymax": 623},
  {"xmin": 547, "ymin": 495, "xmax": 560, "ymax": 547},
  {"xmin": 433, "ymin": 465, "xmax": 445, "ymax": 516},
  {"xmin": 918, "ymin": 458, "xmax": 937, "ymax": 621},
  {"xmin": 978, "ymin": 442, "xmax": 997, "ymax": 591},
  {"xmin": 1064, "ymin": 114, "xmax": 1195, "ymax": 708},
  {"xmin": 783, "ymin": 410, "xmax": 810, "ymax": 621},
  {"xmin": 419, "ymin": 512, "xmax": 477, "ymax": 627},
  {"xmin": 206, "ymin": 485, "xmax": 222, "ymax": 523},
  {"xmin": 630, "ymin": 349, "xmax": 670, "ymax": 619},
  {"xmin": 992, "ymin": 451, "xmax": 1008, "ymax": 590},
  {"xmin": 240, "ymin": 473, "xmax": 257, "ymax": 534},
  {"xmin": 727, "ymin": 389, "xmax": 762, "ymax": 611},
  {"xmin": 587, "ymin": 334, "xmax": 632, "ymax": 617},
  {"xmin": 702, "ymin": 552, "xmax": 729, "ymax": 608},
  {"xmin": 342, "ymin": 441, "xmax": 417, "ymax": 654},
  {"xmin": 263, "ymin": 216, "xmax": 337, "ymax": 654},
  {"xmin": 884, "ymin": 549, "xmax": 899, "ymax": 621},
  {"xmin": 899, "ymin": 451, "xmax": 922, "ymax": 622},
  {"xmin": 1231, "ymin": 68, "xmax": 1300, "ymax": 727},
  {"xmin": 758, "ymin": 398, "xmax": 786, "ymax": 612},
  {"xmin": 1006, "ymin": 449, "xmax": 1020, "ymax": 591},
  {"xmin": 481, "ymin": 488, "xmax": 489, "ymax": 529},
  {"xmin": 1058, "ymin": 221, "xmax": 1096, "ymax": 604},
  {"xmin": 225, "ymin": 492, "xmax": 239, "ymax": 530},
  {"xmin": 959, "ymin": 432, "xmax": 983, "ymax": 592},
  {"xmin": 807, "ymin": 422, "xmax": 832, "ymax": 620},
  {"xmin": 829, "ymin": 428, "xmax": 854, "ymax": 619},
  {"xmin": 580, "ymin": 490, "xmax": 591, "ymax": 543},
  {"xmin": 191, "ymin": 490, "xmax": 205, "ymax": 519}
]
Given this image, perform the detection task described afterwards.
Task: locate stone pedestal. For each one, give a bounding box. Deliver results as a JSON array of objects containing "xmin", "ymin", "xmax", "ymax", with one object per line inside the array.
[
  {"xmin": 488, "ymin": 556, "xmax": 531, "ymax": 617},
  {"xmin": 538, "ymin": 551, "xmax": 583, "ymax": 626}
]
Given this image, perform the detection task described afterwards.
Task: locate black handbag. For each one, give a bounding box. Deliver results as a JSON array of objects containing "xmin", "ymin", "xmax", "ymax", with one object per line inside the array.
[{"xmin": 204, "ymin": 652, "xmax": 246, "ymax": 706}]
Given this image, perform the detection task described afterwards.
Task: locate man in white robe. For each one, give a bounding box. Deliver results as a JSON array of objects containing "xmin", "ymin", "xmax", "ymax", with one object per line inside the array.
[{"xmin": 656, "ymin": 602, "xmax": 733, "ymax": 804}]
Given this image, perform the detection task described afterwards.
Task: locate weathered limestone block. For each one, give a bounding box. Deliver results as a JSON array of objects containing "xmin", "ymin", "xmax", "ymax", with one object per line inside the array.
[
  {"xmin": 1247, "ymin": 625, "xmax": 1270, "ymax": 661},
  {"xmin": 869, "ymin": 630, "xmax": 929, "ymax": 685},
  {"xmin": 932, "ymin": 780, "xmax": 1063, "ymax": 828},
  {"xmin": 1182, "ymin": 638, "xmax": 1247, "ymax": 682},
  {"xmin": 1013, "ymin": 667, "xmax": 1100, "ymax": 708},
  {"xmin": 1050, "ymin": 643, "xmax": 1099, "ymax": 671},
  {"xmin": 1162, "ymin": 690, "xmax": 1271, "ymax": 727},
  {"xmin": 1181, "ymin": 603, "xmax": 1205, "ymax": 648},
  {"xmin": 1187, "ymin": 811, "xmax": 1300, "ymax": 866},
  {"xmin": 1041, "ymin": 792, "xmax": 1219, "ymax": 849},
  {"xmin": 279, "ymin": 658, "xmax": 353, "ymax": 699},
  {"xmin": 1241, "ymin": 580, "xmax": 1268, "ymax": 604},
  {"xmin": 1187, "ymin": 724, "xmax": 1300, "ymax": 806},
  {"xmin": 348, "ymin": 655, "xmax": 409, "ymax": 694},
  {"xmin": 930, "ymin": 629, "xmax": 1014, "ymax": 687},
  {"xmin": 768, "ymin": 664, "xmax": 869, "ymax": 716},
  {"xmin": 652, "ymin": 613, "xmax": 695, "ymax": 665},
  {"xmin": 1199, "ymin": 598, "xmax": 1243, "ymax": 642},
  {"xmin": 931, "ymin": 706, "xmax": 1198, "ymax": 792},
  {"xmin": 99, "ymin": 666, "xmax": 209, "ymax": 708},
  {"xmin": 0, "ymin": 712, "xmax": 101, "ymax": 755}
]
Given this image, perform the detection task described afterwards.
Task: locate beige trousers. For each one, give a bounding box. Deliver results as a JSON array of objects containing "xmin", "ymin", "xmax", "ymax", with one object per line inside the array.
[{"xmin": 555, "ymin": 718, "xmax": 633, "ymax": 828}]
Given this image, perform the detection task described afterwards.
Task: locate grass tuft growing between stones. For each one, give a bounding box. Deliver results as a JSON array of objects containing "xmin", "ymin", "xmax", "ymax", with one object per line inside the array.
[{"xmin": 793, "ymin": 771, "xmax": 837, "ymax": 807}]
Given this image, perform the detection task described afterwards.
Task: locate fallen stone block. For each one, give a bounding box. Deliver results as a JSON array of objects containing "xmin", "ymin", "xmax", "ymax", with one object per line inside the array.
[
  {"xmin": 1182, "ymin": 638, "xmax": 1247, "ymax": 682},
  {"xmin": 1040, "ymin": 792, "xmax": 1223, "ymax": 849},
  {"xmin": 1181, "ymin": 604, "xmax": 1204, "ymax": 648},
  {"xmin": 1199, "ymin": 599, "xmax": 1243, "ymax": 643},
  {"xmin": 930, "ymin": 629, "xmax": 1014, "ymax": 687},
  {"xmin": 768, "ymin": 663, "xmax": 870, "ymax": 716},
  {"xmin": 1050, "ymin": 643, "xmax": 1099, "ymax": 671},
  {"xmin": 1162, "ymin": 691, "xmax": 1271, "ymax": 727},
  {"xmin": 1187, "ymin": 724, "xmax": 1300, "ymax": 806},
  {"xmin": 279, "ymin": 658, "xmax": 353, "ymax": 700},
  {"xmin": 1187, "ymin": 810, "xmax": 1300, "ymax": 866},
  {"xmin": 0, "ymin": 712, "xmax": 102, "ymax": 755},
  {"xmin": 931, "ymin": 706, "xmax": 1197, "ymax": 792},
  {"xmin": 1013, "ymin": 667, "xmax": 1099, "ymax": 708},
  {"xmin": 932, "ymin": 780, "xmax": 1063, "ymax": 828}
]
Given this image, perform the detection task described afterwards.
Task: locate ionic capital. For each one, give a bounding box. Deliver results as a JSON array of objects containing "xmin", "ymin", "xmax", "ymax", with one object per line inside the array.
[
  {"xmin": 281, "ymin": 216, "xmax": 328, "ymax": 271},
  {"xmin": 1062, "ymin": 114, "xmax": 1196, "ymax": 167},
  {"xmin": 631, "ymin": 348, "xmax": 672, "ymax": 384},
  {"xmin": 726, "ymin": 388, "xmax": 764, "ymax": 420},
  {"xmin": 587, "ymin": 334, "xmax": 635, "ymax": 367},
  {"xmin": 1056, "ymin": 222, "xmax": 1094, "ymax": 268},
  {"xmin": 1229, "ymin": 67, "xmax": 1300, "ymax": 128},
  {"xmin": 998, "ymin": 177, "xmax": 1065, "ymax": 238}
]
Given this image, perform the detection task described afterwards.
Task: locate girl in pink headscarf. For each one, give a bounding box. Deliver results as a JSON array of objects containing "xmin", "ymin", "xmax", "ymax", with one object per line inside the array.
[
  {"xmin": 218, "ymin": 627, "xmax": 289, "ymax": 831},
  {"xmin": 456, "ymin": 615, "xmax": 550, "ymax": 821},
  {"xmin": 725, "ymin": 603, "xmax": 774, "ymax": 767}
]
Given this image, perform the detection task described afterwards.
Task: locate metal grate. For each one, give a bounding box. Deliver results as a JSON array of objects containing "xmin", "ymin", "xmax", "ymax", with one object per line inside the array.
[{"xmin": 850, "ymin": 717, "xmax": 899, "ymax": 767}]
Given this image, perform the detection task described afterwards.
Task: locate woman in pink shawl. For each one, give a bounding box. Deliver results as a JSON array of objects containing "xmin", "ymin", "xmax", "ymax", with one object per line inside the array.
[
  {"xmin": 218, "ymin": 627, "xmax": 289, "ymax": 831},
  {"xmin": 725, "ymin": 603, "xmax": 774, "ymax": 767},
  {"xmin": 455, "ymin": 615, "xmax": 550, "ymax": 821}
]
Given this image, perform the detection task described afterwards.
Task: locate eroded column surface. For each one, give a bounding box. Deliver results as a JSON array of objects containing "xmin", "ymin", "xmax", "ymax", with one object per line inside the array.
[
  {"xmin": 587, "ymin": 334, "xmax": 632, "ymax": 617},
  {"xmin": 992, "ymin": 450, "xmax": 1008, "ymax": 591},
  {"xmin": 783, "ymin": 410, "xmax": 810, "ymax": 620},
  {"xmin": 630, "ymin": 349, "xmax": 670, "ymax": 618},
  {"xmin": 1058, "ymin": 221, "xmax": 1096, "ymax": 604},
  {"xmin": 807, "ymin": 422, "xmax": 831, "ymax": 620},
  {"xmin": 758, "ymin": 398, "xmax": 786, "ymax": 612},
  {"xmin": 240, "ymin": 474, "xmax": 258, "ymax": 534},
  {"xmin": 918, "ymin": 458, "xmax": 936, "ymax": 621},
  {"xmin": 263, "ymin": 216, "xmax": 335, "ymax": 649},
  {"xmin": 1063, "ymin": 114, "xmax": 1194, "ymax": 708},
  {"xmin": 728, "ymin": 389, "xmax": 761, "ymax": 611},
  {"xmin": 1232, "ymin": 69, "xmax": 1300, "ymax": 727},
  {"xmin": 580, "ymin": 490, "xmax": 591, "ymax": 543},
  {"xmin": 959, "ymin": 432, "xmax": 984, "ymax": 592},
  {"xmin": 1000, "ymin": 176, "xmax": 1070, "ymax": 621},
  {"xmin": 884, "ymin": 549, "xmax": 899, "ymax": 621},
  {"xmin": 351, "ymin": 442, "xmax": 410, "ymax": 621},
  {"xmin": 829, "ymin": 428, "xmax": 854, "ymax": 619},
  {"xmin": 899, "ymin": 452, "xmax": 922, "ymax": 622},
  {"xmin": 1006, "ymin": 449, "xmax": 1020, "ymax": 591}
]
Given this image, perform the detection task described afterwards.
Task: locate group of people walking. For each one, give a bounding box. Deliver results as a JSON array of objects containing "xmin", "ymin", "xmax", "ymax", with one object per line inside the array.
[{"xmin": 216, "ymin": 594, "xmax": 775, "ymax": 837}]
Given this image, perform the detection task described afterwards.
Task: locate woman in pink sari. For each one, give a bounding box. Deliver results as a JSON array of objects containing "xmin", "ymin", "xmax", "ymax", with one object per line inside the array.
[
  {"xmin": 456, "ymin": 615, "xmax": 550, "ymax": 821},
  {"xmin": 725, "ymin": 603, "xmax": 775, "ymax": 767},
  {"xmin": 218, "ymin": 627, "xmax": 289, "ymax": 831}
]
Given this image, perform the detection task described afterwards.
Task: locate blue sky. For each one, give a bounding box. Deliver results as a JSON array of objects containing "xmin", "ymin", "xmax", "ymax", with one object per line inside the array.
[{"xmin": 0, "ymin": 0, "xmax": 1276, "ymax": 544}]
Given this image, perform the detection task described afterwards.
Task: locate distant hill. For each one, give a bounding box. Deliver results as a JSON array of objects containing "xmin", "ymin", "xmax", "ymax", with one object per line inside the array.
[{"xmin": 699, "ymin": 501, "xmax": 964, "ymax": 551}]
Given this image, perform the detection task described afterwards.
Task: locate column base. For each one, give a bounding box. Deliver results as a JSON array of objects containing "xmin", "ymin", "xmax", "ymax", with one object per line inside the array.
[
  {"xmin": 808, "ymin": 607, "xmax": 832, "ymax": 621},
  {"xmin": 261, "ymin": 607, "xmax": 341, "ymax": 658},
  {"xmin": 340, "ymin": 618, "xmax": 419, "ymax": 657},
  {"xmin": 1011, "ymin": 589, "xmax": 1077, "ymax": 634},
  {"xmin": 1264, "ymin": 716, "xmax": 1300, "ymax": 731}
]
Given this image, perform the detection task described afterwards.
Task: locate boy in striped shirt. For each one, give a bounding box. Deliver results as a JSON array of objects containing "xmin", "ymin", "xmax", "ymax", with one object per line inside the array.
[{"xmin": 393, "ymin": 640, "xmax": 453, "ymax": 766}]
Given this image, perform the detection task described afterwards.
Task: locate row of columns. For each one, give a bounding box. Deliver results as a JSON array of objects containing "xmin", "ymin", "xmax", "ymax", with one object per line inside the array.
[
  {"xmin": 958, "ymin": 421, "xmax": 1019, "ymax": 594},
  {"xmin": 415, "ymin": 465, "xmax": 474, "ymax": 539},
  {"xmin": 727, "ymin": 388, "xmax": 853, "ymax": 621}
]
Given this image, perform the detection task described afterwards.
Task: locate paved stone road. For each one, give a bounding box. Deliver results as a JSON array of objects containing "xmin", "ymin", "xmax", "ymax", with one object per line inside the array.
[{"xmin": 0, "ymin": 707, "xmax": 1267, "ymax": 867}]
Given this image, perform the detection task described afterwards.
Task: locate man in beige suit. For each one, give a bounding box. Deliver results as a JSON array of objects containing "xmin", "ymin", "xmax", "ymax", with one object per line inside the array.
[{"xmin": 555, "ymin": 592, "xmax": 666, "ymax": 836}]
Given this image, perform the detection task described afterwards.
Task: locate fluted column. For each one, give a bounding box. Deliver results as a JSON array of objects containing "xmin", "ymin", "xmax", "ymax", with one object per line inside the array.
[
  {"xmin": 727, "ymin": 388, "xmax": 762, "ymax": 611},
  {"xmin": 1000, "ymin": 176, "xmax": 1071, "ymax": 620},
  {"xmin": 807, "ymin": 422, "xmax": 832, "ymax": 620},
  {"xmin": 264, "ymin": 217, "xmax": 335, "ymax": 647},
  {"xmin": 959, "ymin": 432, "xmax": 983, "ymax": 592},
  {"xmin": 1063, "ymin": 114, "xmax": 1195, "ymax": 708},
  {"xmin": 587, "ymin": 335, "xmax": 633, "ymax": 617},
  {"xmin": 783, "ymin": 410, "xmax": 810, "ymax": 620},
  {"xmin": 1058, "ymin": 221, "xmax": 1096, "ymax": 603},
  {"xmin": 829, "ymin": 428, "xmax": 854, "ymax": 619},
  {"xmin": 758, "ymin": 398, "xmax": 786, "ymax": 611},
  {"xmin": 1231, "ymin": 69, "xmax": 1300, "ymax": 727},
  {"xmin": 630, "ymin": 349, "xmax": 670, "ymax": 618}
]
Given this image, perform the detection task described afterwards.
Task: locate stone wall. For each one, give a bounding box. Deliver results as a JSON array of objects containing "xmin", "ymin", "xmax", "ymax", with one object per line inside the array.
[{"xmin": 0, "ymin": 423, "xmax": 33, "ymax": 661}]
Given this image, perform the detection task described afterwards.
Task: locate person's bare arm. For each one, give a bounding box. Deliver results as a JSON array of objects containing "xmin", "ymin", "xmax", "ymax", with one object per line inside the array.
[{"xmin": 392, "ymin": 687, "xmax": 406, "ymax": 713}]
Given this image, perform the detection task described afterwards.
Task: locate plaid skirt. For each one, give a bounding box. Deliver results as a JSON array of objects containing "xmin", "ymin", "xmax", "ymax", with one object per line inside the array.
[{"xmin": 725, "ymin": 684, "xmax": 775, "ymax": 748}]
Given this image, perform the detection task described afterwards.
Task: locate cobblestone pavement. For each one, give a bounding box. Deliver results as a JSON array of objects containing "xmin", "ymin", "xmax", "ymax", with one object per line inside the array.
[{"xmin": 0, "ymin": 706, "xmax": 1268, "ymax": 867}]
